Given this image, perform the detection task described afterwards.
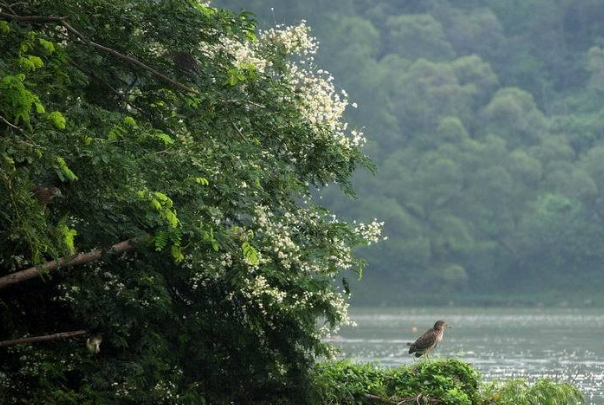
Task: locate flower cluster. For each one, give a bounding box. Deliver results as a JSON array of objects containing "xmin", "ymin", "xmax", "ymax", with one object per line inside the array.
[
  {"xmin": 254, "ymin": 205, "xmax": 302, "ymax": 271},
  {"xmin": 354, "ymin": 220, "xmax": 387, "ymax": 245},
  {"xmin": 261, "ymin": 21, "xmax": 318, "ymax": 55},
  {"xmin": 188, "ymin": 250, "xmax": 229, "ymax": 290},
  {"xmin": 208, "ymin": 20, "xmax": 366, "ymax": 152},
  {"xmin": 152, "ymin": 378, "xmax": 181, "ymax": 402},
  {"xmin": 240, "ymin": 275, "xmax": 287, "ymax": 315},
  {"xmin": 219, "ymin": 36, "xmax": 269, "ymax": 72}
]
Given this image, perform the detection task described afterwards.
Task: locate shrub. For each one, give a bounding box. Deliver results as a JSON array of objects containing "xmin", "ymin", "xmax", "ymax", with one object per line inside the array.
[
  {"xmin": 480, "ymin": 378, "xmax": 584, "ymax": 405},
  {"xmin": 312, "ymin": 359, "xmax": 480, "ymax": 405},
  {"xmin": 311, "ymin": 360, "xmax": 584, "ymax": 405}
]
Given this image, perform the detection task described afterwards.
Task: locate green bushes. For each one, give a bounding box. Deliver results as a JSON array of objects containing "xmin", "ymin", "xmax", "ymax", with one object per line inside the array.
[
  {"xmin": 312, "ymin": 359, "xmax": 479, "ymax": 405},
  {"xmin": 481, "ymin": 378, "xmax": 584, "ymax": 405},
  {"xmin": 311, "ymin": 359, "xmax": 584, "ymax": 405}
]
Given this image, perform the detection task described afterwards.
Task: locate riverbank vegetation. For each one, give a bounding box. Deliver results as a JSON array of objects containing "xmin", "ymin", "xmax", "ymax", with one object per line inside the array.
[{"xmin": 312, "ymin": 359, "xmax": 584, "ymax": 405}]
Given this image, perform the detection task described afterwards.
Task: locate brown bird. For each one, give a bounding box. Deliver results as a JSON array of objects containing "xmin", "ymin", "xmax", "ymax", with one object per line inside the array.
[
  {"xmin": 407, "ymin": 320, "xmax": 449, "ymax": 359},
  {"xmin": 33, "ymin": 185, "xmax": 63, "ymax": 212},
  {"xmin": 171, "ymin": 51, "xmax": 202, "ymax": 79}
]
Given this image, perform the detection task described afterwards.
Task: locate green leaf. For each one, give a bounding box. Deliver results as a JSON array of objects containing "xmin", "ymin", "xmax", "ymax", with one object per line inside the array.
[
  {"xmin": 123, "ymin": 116, "xmax": 137, "ymax": 128},
  {"xmin": 152, "ymin": 131, "xmax": 174, "ymax": 145},
  {"xmin": 38, "ymin": 38, "xmax": 55, "ymax": 53},
  {"xmin": 19, "ymin": 55, "xmax": 44, "ymax": 71},
  {"xmin": 56, "ymin": 156, "xmax": 78, "ymax": 181},
  {"xmin": 171, "ymin": 245, "xmax": 184, "ymax": 262},
  {"xmin": 58, "ymin": 225, "xmax": 77, "ymax": 253},
  {"xmin": 154, "ymin": 230, "xmax": 169, "ymax": 251},
  {"xmin": 242, "ymin": 241, "xmax": 259, "ymax": 265},
  {"xmin": 0, "ymin": 21, "xmax": 10, "ymax": 34},
  {"xmin": 47, "ymin": 111, "xmax": 66, "ymax": 130}
]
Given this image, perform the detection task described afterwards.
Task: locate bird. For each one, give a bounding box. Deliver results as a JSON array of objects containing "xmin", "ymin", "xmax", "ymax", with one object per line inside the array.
[
  {"xmin": 86, "ymin": 333, "xmax": 103, "ymax": 354},
  {"xmin": 407, "ymin": 320, "xmax": 449, "ymax": 360},
  {"xmin": 171, "ymin": 51, "xmax": 202, "ymax": 80},
  {"xmin": 33, "ymin": 185, "xmax": 63, "ymax": 212}
]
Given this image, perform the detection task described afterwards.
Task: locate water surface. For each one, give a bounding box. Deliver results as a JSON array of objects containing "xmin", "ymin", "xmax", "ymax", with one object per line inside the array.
[{"xmin": 329, "ymin": 307, "xmax": 604, "ymax": 404}]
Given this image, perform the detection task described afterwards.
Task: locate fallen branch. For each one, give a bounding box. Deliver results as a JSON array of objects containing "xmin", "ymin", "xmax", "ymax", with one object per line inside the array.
[
  {"xmin": 0, "ymin": 329, "xmax": 87, "ymax": 347},
  {"xmin": 0, "ymin": 239, "xmax": 138, "ymax": 290}
]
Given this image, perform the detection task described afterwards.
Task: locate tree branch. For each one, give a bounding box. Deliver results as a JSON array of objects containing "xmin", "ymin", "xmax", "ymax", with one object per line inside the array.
[
  {"xmin": 230, "ymin": 118, "xmax": 251, "ymax": 143},
  {"xmin": 0, "ymin": 330, "xmax": 87, "ymax": 347},
  {"xmin": 0, "ymin": 11, "xmax": 66, "ymax": 22},
  {"xmin": 0, "ymin": 10, "xmax": 198, "ymax": 94},
  {"xmin": 0, "ymin": 113, "xmax": 24, "ymax": 132},
  {"xmin": 0, "ymin": 239, "xmax": 138, "ymax": 290},
  {"xmin": 68, "ymin": 59, "xmax": 149, "ymax": 118},
  {"xmin": 0, "ymin": 2, "xmax": 19, "ymax": 15},
  {"xmin": 59, "ymin": 21, "xmax": 199, "ymax": 94}
]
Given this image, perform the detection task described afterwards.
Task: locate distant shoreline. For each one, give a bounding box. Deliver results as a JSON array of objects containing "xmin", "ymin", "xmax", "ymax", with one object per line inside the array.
[{"xmin": 350, "ymin": 291, "xmax": 604, "ymax": 308}]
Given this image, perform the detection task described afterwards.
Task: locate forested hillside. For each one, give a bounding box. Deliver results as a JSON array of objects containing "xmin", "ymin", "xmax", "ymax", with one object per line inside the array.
[{"xmin": 216, "ymin": 0, "xmax": 604, "ymax": 305}]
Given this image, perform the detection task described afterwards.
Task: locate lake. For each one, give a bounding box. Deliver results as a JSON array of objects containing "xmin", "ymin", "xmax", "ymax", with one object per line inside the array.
[{"xmin": 329, "ymin": 307, "xmax": 604, "ymax": 404}]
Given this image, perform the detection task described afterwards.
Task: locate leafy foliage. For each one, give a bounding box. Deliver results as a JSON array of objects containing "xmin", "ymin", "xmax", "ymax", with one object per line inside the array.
[
  {"xmin": 0, "ymin": 1, "xmax": 381, "ymax": 403},
  {"xmin": 311, "ymin": 360, "xmax": 584, "ymax": 405},
  {"xmin": 313, "ymin": 359, "xmax": 478, "ymax": 405},
  {"xmin": 480, "ymin": 378, "xmax": 584, "ymax": 405}
]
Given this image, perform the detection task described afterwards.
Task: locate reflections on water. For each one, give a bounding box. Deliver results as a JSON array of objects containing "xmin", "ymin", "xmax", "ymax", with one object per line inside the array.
[{"xmin": 329, "ymin": 307, "xmax": 604, "ymax": 404}]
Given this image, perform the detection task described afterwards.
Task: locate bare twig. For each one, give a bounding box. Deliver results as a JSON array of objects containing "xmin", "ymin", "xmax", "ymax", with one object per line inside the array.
[
  {"xmin": 224, "ymin": 99, "xmax": 266, "ymax": 109},
  {"xmin": 0, "ymin": 11, "xmax": 66, "ymax": 22},
  {"xmin": 0, "ymin": 1, "xmax": 17, "ymax": 15},
  {"xmin": 0, "ymin": 114, "xmax": 23, "ymax": 132},
  {"xmin": 0, "ymin": 238, "xmax": 139, "ymax": 290},
  {"xmin": 229, "ymin": 119, "xmax": 250, "ymax": 143},
  {"xmin": 0, "ymin": 114, "xmax": 45, "ymax": 149},
  {"xmin": 0, "ymin": 2, "xmax": 28, "ymax": 11},
  {"xmin": 0, "ymin": 330, "xmax": 87, "ymax": 347}
]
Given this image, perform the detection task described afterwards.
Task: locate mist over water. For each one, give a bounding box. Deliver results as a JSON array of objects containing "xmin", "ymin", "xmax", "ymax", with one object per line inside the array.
[{"xmin": 330, "ymin": 307, "xmax": 604, "ymax": 404}]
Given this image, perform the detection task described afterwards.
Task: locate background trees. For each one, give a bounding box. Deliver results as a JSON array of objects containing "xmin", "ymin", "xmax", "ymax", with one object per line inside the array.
[{"xmin": 216, "ymin": 0, "xmax": 604, "ymax": 305}]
